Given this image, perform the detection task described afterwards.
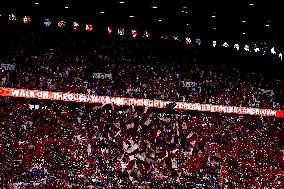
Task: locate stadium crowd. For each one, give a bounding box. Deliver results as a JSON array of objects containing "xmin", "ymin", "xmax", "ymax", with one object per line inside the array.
[
  {"xmin": 1, "ymin": 41, "xmax": 283, "ymax": 110},
  {"xmin": 0, "ymin": 97, "xmax": 283, "ymax": 188},
  {"xmin": 0, "ymin": 38, "xmax": 283, "ymax": 188}
]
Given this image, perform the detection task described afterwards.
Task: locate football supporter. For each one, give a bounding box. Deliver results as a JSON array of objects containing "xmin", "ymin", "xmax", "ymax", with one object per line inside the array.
[{"xmin": 0, "ymin": 96, "xmax": 282, "ymax": 188}]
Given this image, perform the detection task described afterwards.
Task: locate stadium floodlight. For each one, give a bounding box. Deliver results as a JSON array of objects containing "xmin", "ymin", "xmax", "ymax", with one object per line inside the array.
[
  {"xmin": 244, "ymin": 45, "xmax": 250, "ymax": 51},
  {"xmin": 118, "ymin": 28, "xmax": 124, "ymax": 35},
  {"xmin": 152, "ymin": 6, "xmax": 158, "ymax": 9},
  {"xmin": 100, "ymin": 11, "xmax": 105, "ymax": 14},
  {"xmin": 129, "ymin": 15, "xmax": 134, "ymax": 18},
  {"xmin": 131, "ymin": 30, "xmax": 137, "ymax": 37},
  {"xmin": 65, "ymin": 6, "xmax": 69, "ymax": 9},
  {"xmin": 143, "ymin": 31, "xmax": 150, "ymax": 38},
  {"xmin": 23, "ymin": 16, "xmax": 31, "ymax": 23},
  {"xmin": 185, "ymin": 37, "xmax": 192, "ymax": 44},
  {"xmin": 173, "ymin": 36, "xmax": 179, "ymax": 41},
  {"xmin": 58, "ymin": 20, "xmax": 66, "ymax": 27},
  {"xmin": 119, "ymin": 1, "xmax": 125, "ymax": 4},
  {"xmin": 108, "ymin": 26, "xmax": 112, "ymax": 34},
  {"xmin": 223, "ymin": 42, "xmax": 229, "ymax": 48},
  {"xmin": 9, "ymin": 14, "xmax": 17, "ymax": 21},
  {"xmin": 44, "ymin": 19, "xmax": 51, "ymax": 27},
  {"xmin": 86, "ymin": 24, "xmax": 93, "ymax": 32},
  {"xmin": 271, "ymin": 47, "xmax": 276, "ymax": 54},
  {"xmin": 72, "ymin": 22, "xmax": 79, "ymax": 30},
  {"xmin": 196, "ymin": 39, "xmax": 201, "ymax": 45},
  {"xmin": 234, "ymin": 44, "xmax": 239, "ymax": 50},
  {"xmin": 34, "ymin": 2, "xmax": 39, "ymax": 5},
  {"xmin": 161, "ymin": 35, "xmax": 168, "ymax": 39},
  {"xmin": 213, "ymin": 41, "xmax": 217, "ymax": 47}
]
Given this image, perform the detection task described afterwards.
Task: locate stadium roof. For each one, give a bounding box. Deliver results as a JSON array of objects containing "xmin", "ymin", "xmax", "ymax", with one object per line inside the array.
[{"xmin": 0, "ymin": 0, "xmax": 283, "ymax": 46}]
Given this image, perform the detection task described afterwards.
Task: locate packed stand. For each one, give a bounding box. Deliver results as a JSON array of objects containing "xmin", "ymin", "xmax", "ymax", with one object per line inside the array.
[
  {"xmin": 0, "ymin": 96, "xmax": 283, "ymax": 188},
  {"xmin": 0, "ymin": 42, "xmax": 283, "ymax": 110}
]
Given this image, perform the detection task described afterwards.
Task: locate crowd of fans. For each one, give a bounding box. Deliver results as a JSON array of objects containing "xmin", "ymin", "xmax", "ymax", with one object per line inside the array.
[
  {"xmin": 1, "ymin": 41, "xmax": 283, "ymax": 110},
  {"xmin": 0, "ymin": 38, "xmax": 283, "ymax": 188},
  {"xmin": 0, "ymin": 97, "xmax": 283, "ymax": 188}
]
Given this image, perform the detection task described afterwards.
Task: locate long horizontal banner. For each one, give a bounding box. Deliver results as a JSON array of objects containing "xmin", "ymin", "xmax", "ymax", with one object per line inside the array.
[{"xmin": 0, "ymin": 87, "xmax": 283, "ymax": 118}]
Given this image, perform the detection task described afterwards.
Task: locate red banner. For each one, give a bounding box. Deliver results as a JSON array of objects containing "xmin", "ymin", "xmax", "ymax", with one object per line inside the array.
[{"xmin": 0, "ymin": 87, "xmax": 283, "ymax": 117}]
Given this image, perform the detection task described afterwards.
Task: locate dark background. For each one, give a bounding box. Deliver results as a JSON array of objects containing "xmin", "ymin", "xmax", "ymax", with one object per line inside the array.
[{"xmin": 0, "ymin": 0, "xmax": 283, "ymax": 43}]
